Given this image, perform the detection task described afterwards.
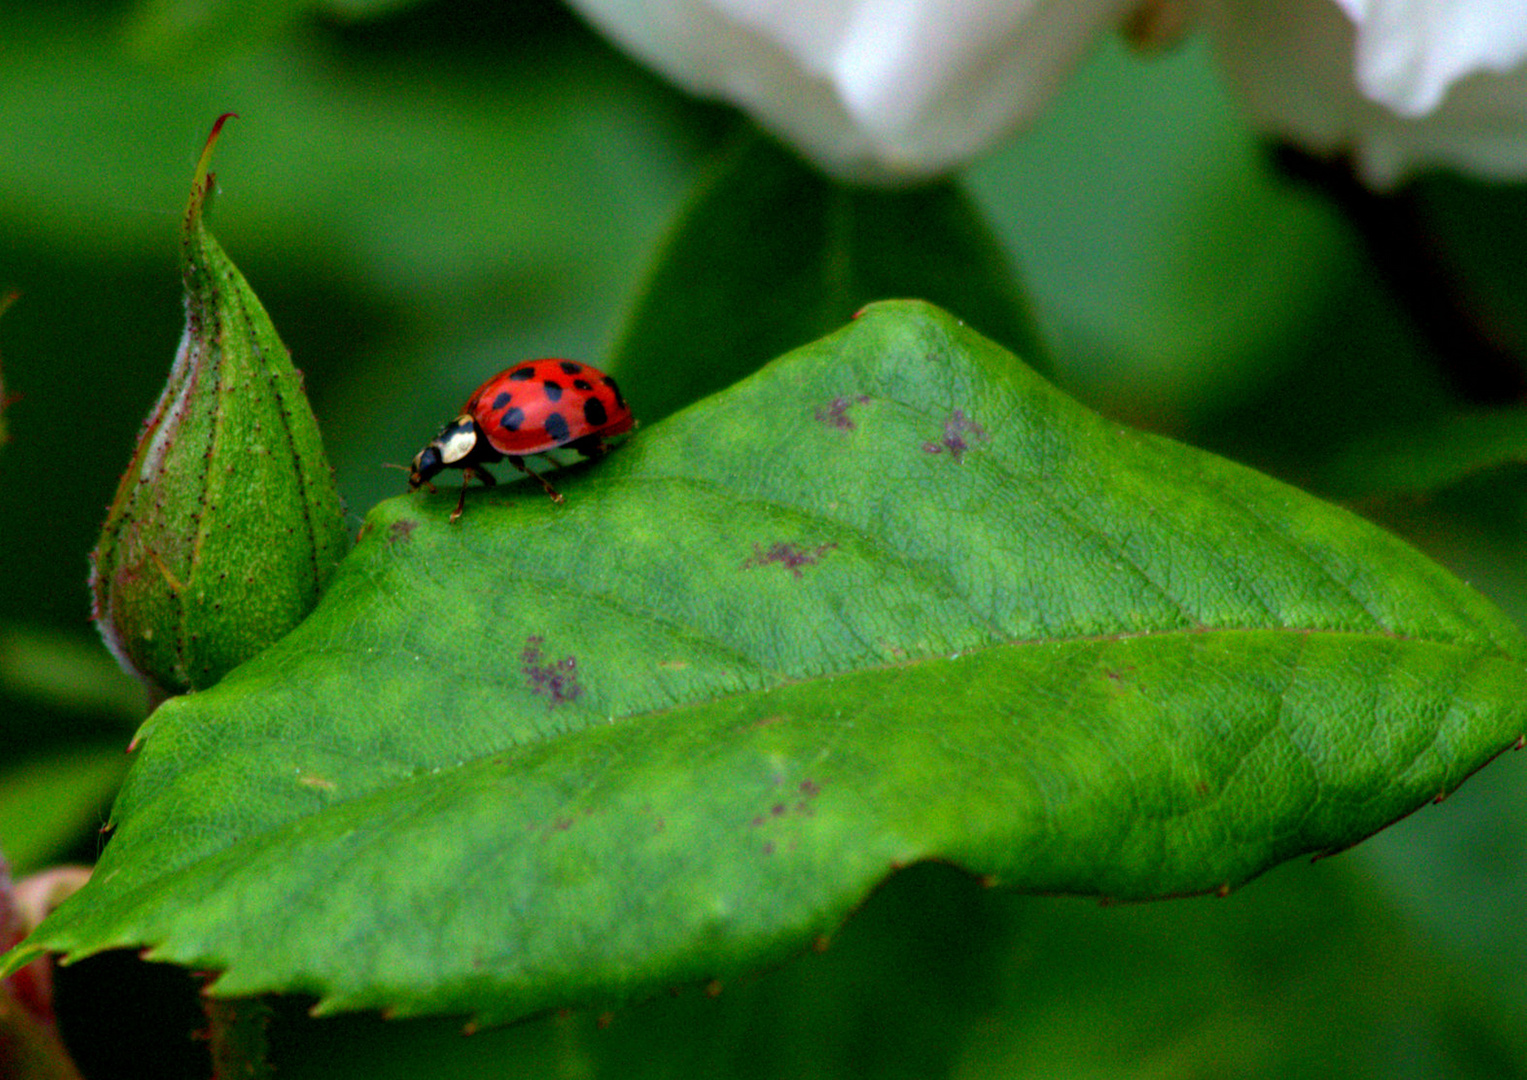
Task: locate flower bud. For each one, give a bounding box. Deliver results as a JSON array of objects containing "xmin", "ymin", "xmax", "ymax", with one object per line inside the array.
[{"xmin": 90, "ymin": 115, "xmax": 348, "ymax": 698}]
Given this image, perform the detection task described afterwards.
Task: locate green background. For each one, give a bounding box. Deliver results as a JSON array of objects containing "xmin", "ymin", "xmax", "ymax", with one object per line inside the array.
[{"xmin": 6, "ymin": 1, "xmax": 1527, "ymax": 1076}]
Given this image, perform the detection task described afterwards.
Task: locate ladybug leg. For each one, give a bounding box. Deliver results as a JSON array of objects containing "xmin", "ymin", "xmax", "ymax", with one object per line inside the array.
[
  {"xmin": 510, "ymin": 456, "xmax": 564, "ymax": 504},
  {"xmin": 450, "ymin": 471, "xmax": 473, "ymax": 524},
  {"xmin": 447, "ymin": 466, "xmax": 500, "ymax": 525},
  {"xmin": 566, "ymin": 434, "xmax": 608, "ymax": 459}
]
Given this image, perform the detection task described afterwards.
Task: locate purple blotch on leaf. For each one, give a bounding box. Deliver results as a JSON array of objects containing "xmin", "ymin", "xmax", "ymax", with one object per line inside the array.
[
  {"xmin": 743, "ymin": 541, "xmax": 838, "ymax": 579},
  {"xmin": 922, "ymin": 409, "xmax": 987, "ymax": 462},
  {"xmin": 814, "ymin": 394, "xmax": 872, "ymax": 431},
  {"xmin": 521, "ymin": 635, "xmax": 583, "ymax": 707}
]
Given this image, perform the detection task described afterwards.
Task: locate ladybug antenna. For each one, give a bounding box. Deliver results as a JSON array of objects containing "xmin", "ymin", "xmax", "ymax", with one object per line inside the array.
[{"xmin": 379, "ymin": 462, "xmax": 411, "ymax": 474}]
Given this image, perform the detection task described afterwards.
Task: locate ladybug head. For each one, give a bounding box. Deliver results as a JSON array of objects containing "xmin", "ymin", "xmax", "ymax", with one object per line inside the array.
[{"xmin": 408, "ymin": 415, "xmax": 479, "ymax": 490}]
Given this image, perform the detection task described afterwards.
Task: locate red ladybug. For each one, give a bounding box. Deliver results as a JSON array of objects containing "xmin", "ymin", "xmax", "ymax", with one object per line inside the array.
[{"xmin": 408, "ymin": 358, "xmax": 634, "ymax": 521}]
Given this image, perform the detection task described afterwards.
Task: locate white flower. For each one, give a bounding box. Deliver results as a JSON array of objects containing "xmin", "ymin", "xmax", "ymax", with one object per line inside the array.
[
  {"xmin": 1205, "ymin": 0, "xmax": 1527, "ymax": 185},
  {"xmin": 568, "ymin": 0, "xmax": 1527, "ymax": 185},
  {"xmin": 566, "ymin": 0, "xmax": 1133, "ymax": 181},
  {"xmin": 1336, "ymin": 0, "xmax": 1527, "ymax": 115}
]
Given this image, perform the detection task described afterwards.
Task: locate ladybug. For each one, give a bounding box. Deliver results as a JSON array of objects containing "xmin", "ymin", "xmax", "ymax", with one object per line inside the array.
[{"xmin": 408, "ymin": 358, "xmax": 634, "ymax": 521}]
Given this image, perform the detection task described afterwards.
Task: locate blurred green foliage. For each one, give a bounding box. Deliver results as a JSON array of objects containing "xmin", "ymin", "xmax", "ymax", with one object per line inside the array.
[
  {"xmin": 5, "ymin": 0, "xmax": 1527, "ymax": 1077},
  {"xmin": 612, "ymin": 133, "xmax": 1046, "ymax": 423}
]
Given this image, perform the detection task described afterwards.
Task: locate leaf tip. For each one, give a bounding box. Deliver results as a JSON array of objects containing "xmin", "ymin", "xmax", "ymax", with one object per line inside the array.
[
  {"xmin": 187, "ymin": 113, "xmax": 240, "ymax": 222},
  {"xmin": 194, "ymin": 113, "xmax": 239, "ymax": 188}
]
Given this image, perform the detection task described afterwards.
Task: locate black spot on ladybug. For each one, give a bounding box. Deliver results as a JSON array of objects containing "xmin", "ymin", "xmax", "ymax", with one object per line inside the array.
[
  {"xmin": 601, "ymin": 375, "xmax": 627, "ymax": 408},
  {"xmin": 502, "ymin": 407, "xmax": 525, "ymax": 431},
  {"xmin": 542, "ymin": 380, "xmax": 563, "ymax": 402},
  {"xmin": 508, "ymin": 366, "xmax": 535, "ymax": 381},
  {"xmin": 544, "ymin": 411, "xmax": 570, "ymax": 443},
  {"xmin": 559, "ymin": 361, "xmax": 583, "ymax": 375},
  {"xmin": 491, "ymin": 391, "xmax": 513, "ymax": 410},
  {"xmin": 573, "ymin": 378, "xmax": 593, "ymax": 391},
  {"xmin": 584, "ymin": 397, "xmax": 608, "ymax": 427}
]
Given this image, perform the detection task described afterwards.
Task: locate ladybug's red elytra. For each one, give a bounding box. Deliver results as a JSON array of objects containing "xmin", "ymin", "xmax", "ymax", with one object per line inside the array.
[{"xmin": 408, "ymin": 358, "xmax": 634, "ymax": 522}]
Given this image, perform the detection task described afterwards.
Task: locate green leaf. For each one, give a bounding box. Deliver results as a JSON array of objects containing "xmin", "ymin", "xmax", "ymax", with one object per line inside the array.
[
  {"xmin": 1318, "ymin": 408, "xmax": 1527, "ymax": 500},
  {"xmin": 613, "ymin": 129, "xmax": 1046, "ymax": 424},
  {"xmin": 15, "ymin": 301, "xmax": 1526, "ymax": 1029}
]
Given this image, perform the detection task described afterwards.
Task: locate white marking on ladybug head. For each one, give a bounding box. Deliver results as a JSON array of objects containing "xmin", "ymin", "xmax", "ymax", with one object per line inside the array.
[{"xmin": 436, "ymin": 416, "xmax": 478, "ymax": 464}]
